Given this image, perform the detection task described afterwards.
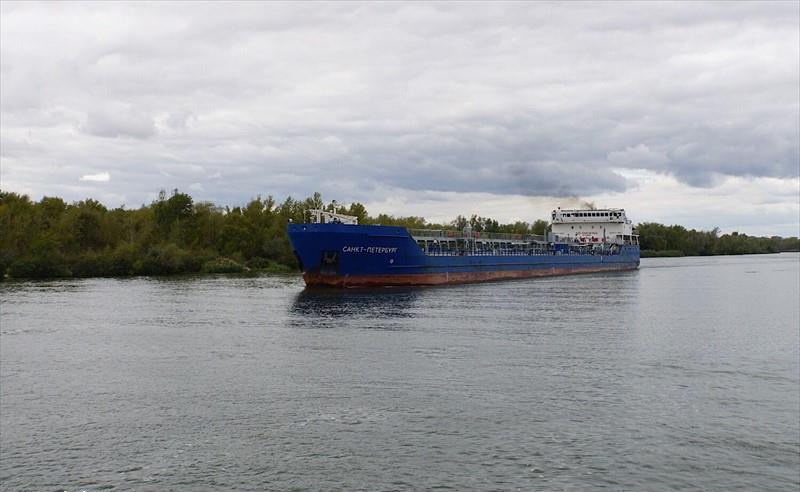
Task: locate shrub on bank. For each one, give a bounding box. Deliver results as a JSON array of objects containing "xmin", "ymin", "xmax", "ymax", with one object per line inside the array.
[
  {"xmin": 133, "ymin": 244, "xmax": 200, "ymax": 275},
  {"xmin": 70, "ymin": 250, "xmax": 107, "ymax": 278},
  {"xmin": 8, "ymin": 256, "xmax": 72, "ymax": 278},
  {"xmin": 7, "ymin": 234, "xmax": 72, "ymax": 278},
  {"xmin": 0, "ymin": 253, "xmax": 12, "ymax": 279},
  {"xmin": 261, "ymin": 260, "xmax": 295, "ymax": 273},
  {"xmin": 245, "ymin": 256, "xmax": 295, "ymax": 273},
  {"xmin": 245, "ymin": 256, "xmax": 270, "ymax": 269},
  {"xmin": 202, "ymin": 257, "xmax": 246, "ymax": 273},
  {"xmin": 105, "ymin": 243, "xmax": 137, "ymax": 276}
]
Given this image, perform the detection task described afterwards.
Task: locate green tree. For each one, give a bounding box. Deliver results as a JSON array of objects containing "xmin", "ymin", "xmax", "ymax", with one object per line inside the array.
[
  {"xmin": 154, "ymin": 189, "xmax": 194, "ymax": 231},
  {"xmin": 532, "ymin": 219, "xmax": 548, "ymax": 236}
]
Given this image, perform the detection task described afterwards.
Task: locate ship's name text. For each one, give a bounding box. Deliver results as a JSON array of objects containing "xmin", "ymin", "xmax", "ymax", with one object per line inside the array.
[{"xmin": 342, "ymin": 246, "xmax": 398, "ymax": 254}]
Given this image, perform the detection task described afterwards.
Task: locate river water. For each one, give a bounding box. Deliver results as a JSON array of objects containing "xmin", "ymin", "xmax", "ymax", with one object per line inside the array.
[{"xmin": 1, "ymin": 254, "xmax": 798, "ymax": 491}]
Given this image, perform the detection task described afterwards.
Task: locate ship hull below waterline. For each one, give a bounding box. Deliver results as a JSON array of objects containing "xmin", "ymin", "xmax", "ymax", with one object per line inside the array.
[{"xmin": 303, "ymin": 262, "xmax": 639, "ymax": 287}]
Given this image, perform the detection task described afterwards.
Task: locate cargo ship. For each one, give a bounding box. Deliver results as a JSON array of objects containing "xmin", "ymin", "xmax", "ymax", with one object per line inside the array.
[{"xmin": 287, "ymin": 208, "xmax": 639, "ymax": 287}]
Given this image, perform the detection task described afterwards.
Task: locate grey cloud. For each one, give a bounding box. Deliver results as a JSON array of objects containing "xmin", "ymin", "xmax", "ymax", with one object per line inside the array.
[
  {"xmin": 1, "ymin": 1, "xmax": 798, "ymax": 208},
  {"xmin": 166, "ymin": 109, "xmax": 195, "ymax": 129},
  {"xmin": 608, "ymin": 145, "xmax": 670, "ymax": 169},
  {"xmin": 84, "ymin": 104, "xmax": 156, "ymax": 139}
]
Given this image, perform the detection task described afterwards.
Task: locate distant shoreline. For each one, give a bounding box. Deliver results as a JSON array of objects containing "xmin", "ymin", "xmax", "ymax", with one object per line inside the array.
[
  {"xmin": 2, "ymin": 189, "xmax": 798, "ymax": 281},
  {"xmin": 641, "ymin": 250, "xmax": 800, "ymax": 258}
]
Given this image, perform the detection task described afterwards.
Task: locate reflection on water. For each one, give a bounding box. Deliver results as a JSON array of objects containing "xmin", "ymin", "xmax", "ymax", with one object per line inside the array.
[{"xmin": 290, "ymin": 287, "xmax": 421, "ymax": 323}]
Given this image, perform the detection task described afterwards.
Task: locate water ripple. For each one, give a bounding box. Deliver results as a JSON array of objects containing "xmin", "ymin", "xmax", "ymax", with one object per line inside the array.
[{"xmin": 1, "ymin": 255, "xmax": 798, "ymax": 490}]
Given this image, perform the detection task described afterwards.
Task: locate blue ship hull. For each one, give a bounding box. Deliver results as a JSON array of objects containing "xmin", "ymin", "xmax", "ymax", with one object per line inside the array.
[{"xmin": 288, "ymin": 223, "xmax": 640, "ymax": 287}]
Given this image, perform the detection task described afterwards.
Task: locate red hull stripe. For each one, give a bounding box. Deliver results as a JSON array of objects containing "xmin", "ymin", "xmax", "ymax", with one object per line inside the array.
[{"xmin": 304, "ymin": 265, "xmax": 638, "ymax": 287}]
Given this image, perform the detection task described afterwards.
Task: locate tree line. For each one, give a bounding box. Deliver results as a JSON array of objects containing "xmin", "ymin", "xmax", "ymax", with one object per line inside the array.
[
  {"xmin": 636, "ymin": 222, "xmax": 799, "ymax": 257},
  {"xmin": 0, "ymin": 189, "xmax": 797, "ymax": 279}
]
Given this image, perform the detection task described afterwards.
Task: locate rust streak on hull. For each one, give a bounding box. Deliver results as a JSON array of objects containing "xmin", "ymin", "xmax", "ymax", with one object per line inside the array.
[{"xmin": 304, "ymin": 265, "xmax": 638, "ymax": 287}]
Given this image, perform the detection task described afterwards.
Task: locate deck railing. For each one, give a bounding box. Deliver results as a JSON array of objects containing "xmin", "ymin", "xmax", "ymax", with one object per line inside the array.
[
  {"xmin": 407, "ymin": 229, "xmax": 546, "ymax": 242},
  {"xmin": 417, "ymin": 248, "xmax": 625, "ymax": 257}
]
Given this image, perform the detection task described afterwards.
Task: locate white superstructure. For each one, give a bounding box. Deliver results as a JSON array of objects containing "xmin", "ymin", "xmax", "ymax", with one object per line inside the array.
[
  {"xmin": 550, "ymin": 208, "xmax": 638, "ymax": 245},
  {"xmin": 308, "ymin": 209, "xmax": 358, "ymax": 225}
]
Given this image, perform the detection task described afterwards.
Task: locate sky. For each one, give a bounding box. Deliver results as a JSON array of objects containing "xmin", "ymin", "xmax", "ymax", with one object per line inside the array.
[{"xmin": 1, "ymin": 1, "xmax": 798, "ymax": 236}]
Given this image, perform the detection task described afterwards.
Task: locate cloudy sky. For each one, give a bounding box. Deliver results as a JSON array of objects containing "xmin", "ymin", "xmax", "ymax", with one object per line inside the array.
[{"xmin": 1, "ymin": 1, "xmax": 798, "ymax": 235}]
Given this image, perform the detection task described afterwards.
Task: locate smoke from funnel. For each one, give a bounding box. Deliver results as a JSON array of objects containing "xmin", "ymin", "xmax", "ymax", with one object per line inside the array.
[{"xmin": 548, "ymin": 196, "xmax": 596, "ymax": 210}]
